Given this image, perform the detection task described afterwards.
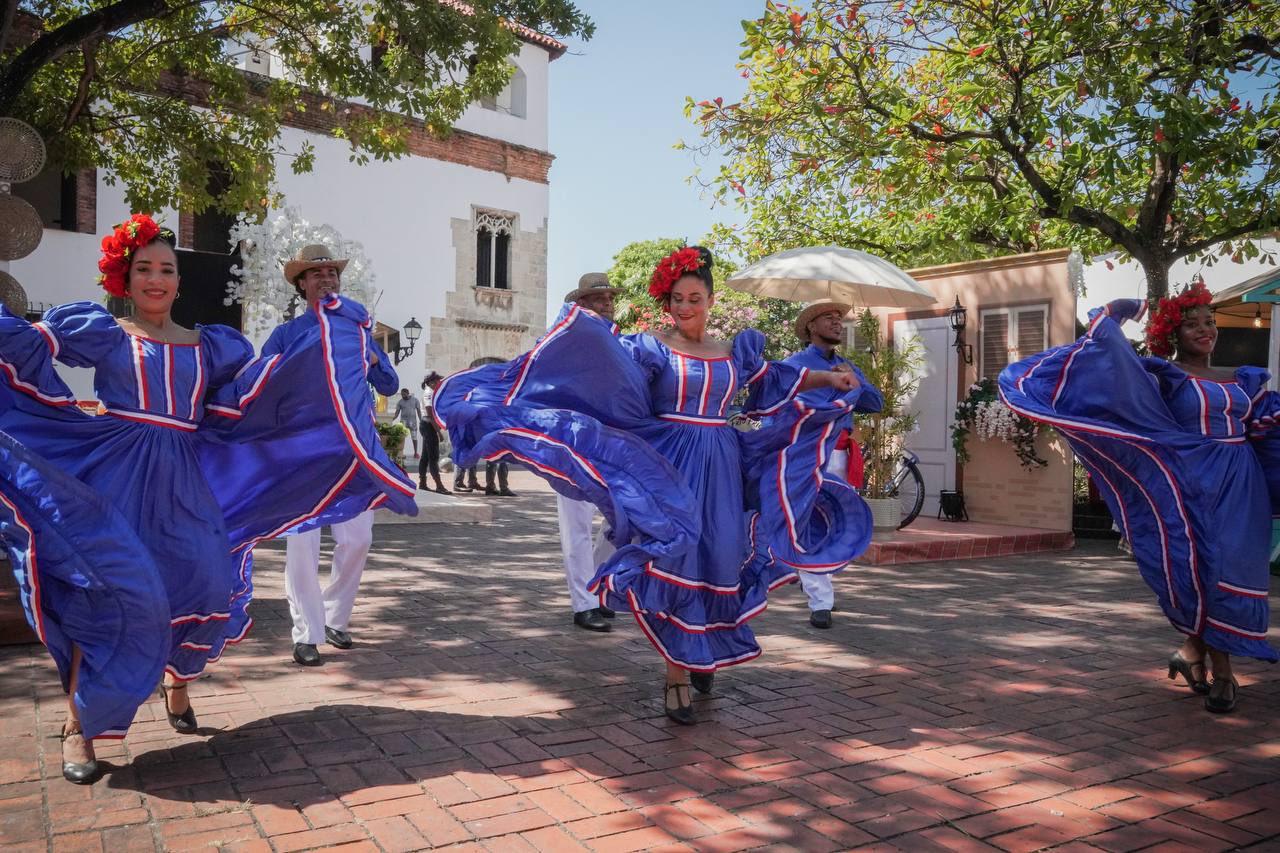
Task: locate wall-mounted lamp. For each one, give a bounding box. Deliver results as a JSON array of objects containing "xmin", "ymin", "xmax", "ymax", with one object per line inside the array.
[
  {"xmin": 393, "ymin": 317, "xmax": 423, "ymax": 365},
  {"xmin": 947, "ymin": 296, "xmax": 974, "ymax": 365},
  {"xmin": 1253, "ymin": 306, "xmax": 1264, "ymax": 329}
]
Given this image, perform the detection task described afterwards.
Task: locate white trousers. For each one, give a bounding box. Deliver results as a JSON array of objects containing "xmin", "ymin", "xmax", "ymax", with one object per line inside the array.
[
  {"xmin": 556, "ymin": 495, "xmax": 615, "ymax": 613},
  {"xmin": 799, "ymin": 449, "xmax": 850, "ymax": 612},
  {"xmin": 284, "ymin": 511, "xmax": 375, "ymax": 644}
]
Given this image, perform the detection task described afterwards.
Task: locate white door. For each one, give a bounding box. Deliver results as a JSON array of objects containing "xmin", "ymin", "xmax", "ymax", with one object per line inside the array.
[{"xmin": 893, "ymin": 317, "xmax": 958, "ymax": 518}]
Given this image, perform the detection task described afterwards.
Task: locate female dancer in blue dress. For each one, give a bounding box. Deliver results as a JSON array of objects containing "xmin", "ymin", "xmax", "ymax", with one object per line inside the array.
[
  {"xmin": 999, "ymin": 283, "xmax": 1277, "ymax": 714},
  {"xmin": 437, "ymin": 247, "xmax": 875, "ymax": 725},
  {"xmin": 0, "ymin": 215, "xmax": 415, "ymax": 782}
]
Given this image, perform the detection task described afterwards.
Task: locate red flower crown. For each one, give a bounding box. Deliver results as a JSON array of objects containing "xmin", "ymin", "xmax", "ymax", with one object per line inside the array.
[
  {"xmin": 1145, "ymin": 279, "xmax": 1212, "ymax": 358},
  {"xmin": 97, "ymin": 214, "xmax": 164, "ymax": 298},
  {"xmin": 649, "ymin": 247, "xmax": 705, "ymax": 302}
]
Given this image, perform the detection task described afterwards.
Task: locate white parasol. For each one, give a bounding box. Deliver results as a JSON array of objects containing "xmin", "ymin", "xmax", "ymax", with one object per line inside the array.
[{"xmin": 726, "ymin": 246, "xmax": 936, "ymax": 309}]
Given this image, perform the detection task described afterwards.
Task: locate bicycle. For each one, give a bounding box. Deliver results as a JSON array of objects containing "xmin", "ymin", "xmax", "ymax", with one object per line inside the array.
[{"xmin": 856, "ymin": 444, "xmax": 925, "ymax": 530}]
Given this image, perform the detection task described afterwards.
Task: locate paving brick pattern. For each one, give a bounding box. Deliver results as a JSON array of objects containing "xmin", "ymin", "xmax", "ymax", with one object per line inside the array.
[{"xmin": 1, "ymin": 473, "xmax": 1276, "ymax": 851}]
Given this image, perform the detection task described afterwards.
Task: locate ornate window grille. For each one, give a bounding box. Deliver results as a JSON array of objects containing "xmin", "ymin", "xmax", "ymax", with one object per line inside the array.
[{"xmin": 475, "ymin": 212, "xmax": 514, "ymax": 290}]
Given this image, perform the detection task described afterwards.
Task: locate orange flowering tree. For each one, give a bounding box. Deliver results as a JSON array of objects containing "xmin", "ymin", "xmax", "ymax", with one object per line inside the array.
[{"xmin": 689, "ymin": 0, "xmax": 1280, "ymax": 298}]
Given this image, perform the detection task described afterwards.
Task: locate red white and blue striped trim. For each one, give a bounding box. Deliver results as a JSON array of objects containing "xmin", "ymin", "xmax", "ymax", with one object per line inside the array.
[
  {"xmin": 1217, "ymin": 581, "xmax": 1269, "ymax": 600},
  {"xmin": 495, "ymin": 427, "xmax": 608, "ymax": 488},
  {"xmin": 1206, "ymin": 617, "xmax": 1268, "ymax": 640},
  {"xmin": 1051, "ymin": 338, "xmax": 1090, "ymax": 407},
  {"xmin": 999, "ymin": 387, "xmax": 1153, "ymax": 443},
  {"xmin": 658, "ymin": 413, "xmax": 728, "ymax": 426},
  {"xmin": 171, "ymin": 611, "xmax": 230, "ymax": 626},
  {"xmin": 504, "ymin": 307, "xmax": 580, "ymax": 405},
  {"xmin": 0, "ymin": 493, "xmax": 45, "ymax": 644},
  {"xmin": 775, "ymin": 407, "xmax": 816, "ymax": 553},
  {"xmin": 206, "ymin": 355, "xmax": 282, "ymax": 419},
  {"xmin": 624, "ymin": 589, "xmax": 761, "ymax": 673},
  {"xmin": 716, "ymin": 361, "xmax": 738, "ymax": 416},
  {"xmin": 162, "ymin": 346, "xmax": 176, "ymax": 417},
  {"xmin": 1131, "ymin": 442, "xmax": 1205, "ymax": 631},
  {"xmin": 0, "ymin": 358, "xmax": 76, "ymax": 406},
  {"xmin": 131, "ymin": 336, "xmax": 150, "ymax": 410},
  {"xmin": 696, "ymin": 361, "xmax": 715, "ymax": 415},
  {"xmin": 33, "ymin": 321, "xmax": 59, "ymax": 357},
  {"xmin": 102, "ymin": 406, "xmax": 198, "ymax": 431},
  {"xmin": 750, "ymin": 368, "xmax": 811, "ymax": 417},
  {"xmin": 316, "ymin": 306, "xmax": 414, "ymax": 498},
  {"xmin": 747, "ymin": 361, "xmax": 769, "ymax": 385},
  {"xmin": 645, "ymin": 561, "xmax": 740, "ymax": 594},
  {"xmin": 231, "ymin": 460, "xmax": 360, "ymax": 553},
  {"xmin": 188, "ymin": 347, "xmax": 205, "ymax": 421}
]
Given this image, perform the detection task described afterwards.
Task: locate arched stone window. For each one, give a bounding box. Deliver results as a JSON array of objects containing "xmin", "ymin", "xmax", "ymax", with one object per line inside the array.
[
  {"xmin": 475, "ymin": 211, "xmax": 514, "ymax": 290},
  {"xmin": 479, "ymin": 63, "xmax": 527, "ymax": 119}
]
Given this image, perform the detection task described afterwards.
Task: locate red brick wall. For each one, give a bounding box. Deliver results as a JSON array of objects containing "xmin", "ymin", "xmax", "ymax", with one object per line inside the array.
[{"xmin": 74, "ymin": 169, "xmax": 96, "ymax": 233}]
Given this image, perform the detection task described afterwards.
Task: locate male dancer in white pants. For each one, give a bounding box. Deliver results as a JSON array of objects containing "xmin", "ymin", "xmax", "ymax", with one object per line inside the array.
[
  {"xmin": 556, "ymin": 273, "xmax": 620, "ymax": 632},
  {"xmin": 264, "ymin": 244, "xmax": 398, "ymax": 666},
  {"xmin": 783, "ymin": 301, "xmax": 882, "ymax": 629}
]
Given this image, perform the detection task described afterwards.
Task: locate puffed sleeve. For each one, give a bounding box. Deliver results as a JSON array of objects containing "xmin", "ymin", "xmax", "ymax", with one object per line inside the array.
[
  {"xmin": 32, "ymin": 302, "xmax": 125, "ymax": 369},
  {"xmin": 618, "ymin": 333, "xmax": 669, "ymax": 384},
  {"xmin": 199, "ymin": 325, "xmax": 255, "ymax": 390},
  {"xmin": 736, "ymin": 330, "xmax": 808, "ymax": 414},
  {"xmin": 366, "ymin": 334, "xmax": 399, "ymax": 396}
]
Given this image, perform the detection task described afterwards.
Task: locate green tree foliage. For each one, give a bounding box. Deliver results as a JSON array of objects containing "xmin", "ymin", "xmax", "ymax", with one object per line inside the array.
[
  {"xmin": 2, "ymin": 1, "xmax": 592, "ymax": 217},
  {"xmin": 691, "ymin": 0, "xmax": 1280, "ymax": 298},
  {"xmin": 604, "ymin": 237, "xmax": 801, "ymax": 359}
]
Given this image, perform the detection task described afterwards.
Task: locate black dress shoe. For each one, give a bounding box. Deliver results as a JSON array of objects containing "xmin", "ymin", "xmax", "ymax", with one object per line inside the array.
[
  {"xmin": 417, "ymin": 479, "xmax": 429, "ymax": 491},
  {"xmin": 325, "ymin": 626, "xmax": 353, "ymax": 649},
  {"xmin": 159, "ymin": 682, "xmax": 198, "ymax": 733},
  {"xmin": 434, "ymin": 485, "xmax": 451, "ymax": 495},
  {"xmin": 61, "ymin": 722, "xmax": 98, "ymax": 784},
  {"xmin": 498, "ymin": 487, "xmax": 517, "ymax": 496},
  {"xmin": 293, "ymin": 643, "xmax": 322, "ymax": 666},
  {"xmin": 1168, "ymin": 651, "xmax": 1210, "ymax": 694},
  {"xmin": 484, "ymin": 486, "xmax": 500, "ymax": 496},
  {"xmin": 1205, "ymin": 677, "xmax": 1239, "ymax": 713},
  {"xmin": 690, "ymin": 671, "xmax": 715, "ymax": 695},
  {"xmin": 573, "ymin": 610, "xmax": 611, "ymax": 632},
  {"xmin": 664, "ymin": 683, "xmax": 696, "ymax": 725},
  {"xmin": 598, "ymin": 605, "xmax": 616, "ymax": 619},
  {"xmin": 810, "ymin": 609, "xmax": 832, "ymax": 629}
]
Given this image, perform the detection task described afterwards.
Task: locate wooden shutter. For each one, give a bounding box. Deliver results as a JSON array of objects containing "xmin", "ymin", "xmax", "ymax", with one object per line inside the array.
[
  {"xmin": 981, "ymin": 311, "xmax": 1009, "ymax": 379},
  {"xmin": 1014, "ymin": 308, "xmax": 1047, "ymax": 360}
]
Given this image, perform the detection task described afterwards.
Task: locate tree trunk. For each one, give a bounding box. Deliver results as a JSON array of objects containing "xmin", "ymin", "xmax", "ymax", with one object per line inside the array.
[{"xmin": 1142, "ymin": 260, "xmax": 1171, "ymax": 301}]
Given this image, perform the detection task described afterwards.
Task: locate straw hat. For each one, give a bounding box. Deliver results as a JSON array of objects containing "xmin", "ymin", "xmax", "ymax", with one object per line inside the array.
[
  {"xmin": 283, "ymin": 244, "xmax": 349, "ymax": 284},
  {"xmin": 794, "ymin": 299, "xmax": 852, "ymax": 342},
  {"xmin": 564, "ymin": 272, "xmax": 618, "ymax": 303}
]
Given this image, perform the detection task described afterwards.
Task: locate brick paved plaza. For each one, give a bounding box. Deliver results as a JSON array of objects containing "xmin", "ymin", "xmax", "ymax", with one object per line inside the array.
[{"xmin": 1, "ymin": 473, "xmax": 1277, "ymax": 851}]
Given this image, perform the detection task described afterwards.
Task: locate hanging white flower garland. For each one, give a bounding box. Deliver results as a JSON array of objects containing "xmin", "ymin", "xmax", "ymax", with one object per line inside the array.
[{"xmin": 952, "ymin": 378, "xmax": 1049, "ymax": 469}]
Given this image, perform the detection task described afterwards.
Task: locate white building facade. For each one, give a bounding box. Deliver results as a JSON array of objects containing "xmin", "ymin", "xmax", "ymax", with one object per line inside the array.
[{"xmin": 10, "ymin": 32, "xmax": 564, "ymax": 401}]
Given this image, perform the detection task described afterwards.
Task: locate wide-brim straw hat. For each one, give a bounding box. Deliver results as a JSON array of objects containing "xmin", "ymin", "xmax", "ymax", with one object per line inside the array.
[
  {"xmin": 794, "ymin": 299, "xmax": 852, "ymax": 342},
  {"xmin": 283, "ymin": 244, "xmax": 349, "ymax": 284},
  {"xmin": 565, "ymin": 272, "xmax": 619, "ymax": 303}
]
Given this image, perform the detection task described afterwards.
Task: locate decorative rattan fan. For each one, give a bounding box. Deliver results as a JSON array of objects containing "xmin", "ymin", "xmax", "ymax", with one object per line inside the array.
[
  {"xmin": 0, "ymin": 193, "xmax": 42, "ymax": 260},
  {"xmin": 0, "ymin": 118, "xmax": 46, "ymax": 184},
  {"xmin": 0, "ymin": 270, "xmax": 28, "ymax": 316}
]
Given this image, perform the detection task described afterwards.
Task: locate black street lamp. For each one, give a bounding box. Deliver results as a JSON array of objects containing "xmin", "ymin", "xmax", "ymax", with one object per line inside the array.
[
  {"xmin": 947, "ymin": 296, "xmax": 974, "ymax": 365},
  {"xmin": 394, "ymin": 317, "xmax": 422, "ymax": 364}
]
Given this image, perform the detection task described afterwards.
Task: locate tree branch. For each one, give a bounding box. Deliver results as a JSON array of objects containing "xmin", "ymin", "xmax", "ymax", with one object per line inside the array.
[
  {"xmin": 0, "ymin": 0, "xmax": 170, "ymax": 114},
  {"xmin": 1174, "ymin": 213, "xmax": 1277, "ymax": 259},
  {"xmin": 60, "ymin": 41, "xmax": 100, "ymax": 134}
]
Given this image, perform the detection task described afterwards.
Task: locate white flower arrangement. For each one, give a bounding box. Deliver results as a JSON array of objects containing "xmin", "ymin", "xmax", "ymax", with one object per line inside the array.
[
  {"xmin": 952, "ymin": 378, "xmax": 1048, "ymax": 469},
  {"xmin": 225, "ymin": 206, "xmax": 376, "ymax": 336}
]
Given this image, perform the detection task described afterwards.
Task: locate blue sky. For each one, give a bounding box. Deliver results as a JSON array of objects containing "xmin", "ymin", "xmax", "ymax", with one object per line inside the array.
[{"xmin": 545, "ymin": 2, "xmax": 760, "ymax": 318}]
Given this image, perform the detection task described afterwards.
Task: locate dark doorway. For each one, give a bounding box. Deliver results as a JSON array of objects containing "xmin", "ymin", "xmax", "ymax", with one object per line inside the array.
[{"xmin": 173, "ymin": 248, "xmax": 242, "ymax": 330}]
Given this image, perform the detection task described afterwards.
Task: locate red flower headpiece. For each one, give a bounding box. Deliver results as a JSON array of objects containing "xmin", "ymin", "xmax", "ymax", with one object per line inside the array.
[
  {"xmin": 97, "ymin": 214, "xmax": 163, "ymax": 298},
  {"xmin": 1145, "ymin": 279, "xmax": 1213, "ymax": 358},
  {"xmin": 649, "ymin": 247, "xmax": 705, "ymax": 302}
]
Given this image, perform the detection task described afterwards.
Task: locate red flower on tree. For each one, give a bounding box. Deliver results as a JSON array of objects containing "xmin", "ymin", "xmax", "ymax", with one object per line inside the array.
[{"xmin": 97, "ymin": 214, "xmax": 163, "ymax": 298}]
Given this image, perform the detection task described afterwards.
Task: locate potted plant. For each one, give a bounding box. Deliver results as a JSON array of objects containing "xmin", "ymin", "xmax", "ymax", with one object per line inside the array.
[
  {"xmin": 849, "ymin": 310, "xmax": 923, "ymax": 530},
  {"xmin": 375, "ymin": 421, "xmax": 410, "ymax": 471}
]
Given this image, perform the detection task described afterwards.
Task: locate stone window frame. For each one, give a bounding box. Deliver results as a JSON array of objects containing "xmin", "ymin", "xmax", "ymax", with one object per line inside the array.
[{"xmin": 474, "ymin": 208, "xmax": 516, "ymax": 292}]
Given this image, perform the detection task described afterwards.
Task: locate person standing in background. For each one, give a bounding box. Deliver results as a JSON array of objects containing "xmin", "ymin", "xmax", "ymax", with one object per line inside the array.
[
  {"xmin": 392, "ymin": 388, "xmax": 423, "ymax": 458},
  {"xmin": 419, "ymin": 372, "xmax": 449, "ymax": 493}
]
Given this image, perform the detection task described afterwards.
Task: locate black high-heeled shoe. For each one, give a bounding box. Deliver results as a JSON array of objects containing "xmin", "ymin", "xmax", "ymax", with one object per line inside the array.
[
  {"xmin": 61, "ymin": 721, "xmax": 99, "ymax": 784},
  {"xmin": 690, "ymin": 671, "xmax": 714, "ymax": 695},
  {"xmin": 1205, "ymin": 676, "xmax": 1239, "ymax": 713},
  {"xmin": 1167, "ymin": 652, "xmax": 1210, "ymax": 694},
  {"xmin": 159, "ymin": 682, "xmax": 198, "ymax": 733},
  {"xmin": 664, "ymin": 682, "xmax": 696, "ymax": 726}
]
